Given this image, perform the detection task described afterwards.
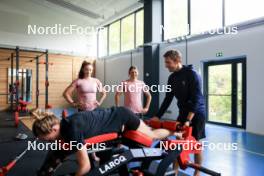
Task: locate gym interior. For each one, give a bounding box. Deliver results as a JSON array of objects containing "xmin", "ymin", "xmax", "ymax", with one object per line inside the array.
[{"xmin": 0, "ymin": 0, "xmax": 263, "ymax": 176}]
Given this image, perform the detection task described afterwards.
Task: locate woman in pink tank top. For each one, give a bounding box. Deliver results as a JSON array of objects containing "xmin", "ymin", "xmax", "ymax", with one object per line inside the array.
[
  {"xmin": 63, "ymin": 61, "xmax": 106, "ymax": 111},
  {"xmin": 115, "ymin": 66, "xmax": 152, "ymax": 115}
]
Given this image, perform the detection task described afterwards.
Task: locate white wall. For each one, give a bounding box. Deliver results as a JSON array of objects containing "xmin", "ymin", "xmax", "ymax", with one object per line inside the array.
[
  {"xmin": 0, "ymin": 0, "xmax": 97, "ymax": 56},
  {"xmin": 95, "ymin": 22, "xmax": 264, "ymax": 135},
  {"xmin": 159, "ymin": 25, "xmax": 264, "ymax": 135},
  {"xmin": 96, "ymin": 49, "xmax": 144, "ymax": 108},
  {"xmin": 188, "ymin": 26, "xmax": 264, "ymax": 135},
  {"xmin": 131, "ymin": 49, "xmax": 144, "ymax": 81}
]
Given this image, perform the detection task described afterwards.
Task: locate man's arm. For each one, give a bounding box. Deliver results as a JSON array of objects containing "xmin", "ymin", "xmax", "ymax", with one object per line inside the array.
[
  {"xmin": 186, "ymin": 71, "xmax": 203, "ymax": 125},
  {"xmin": 37, "ymin": 149, "xmax": 73, "ymax": 176},
  {"xmin": 153, "ymin": 77, "xmax": 174, "ymax": 119},
  {"xmin": 155, "ymin": 91, "xmax": 174, "ymax": 118},
  {"xmin": 75, "ymin": 147, "xmax": 91, "ymax": 176}
]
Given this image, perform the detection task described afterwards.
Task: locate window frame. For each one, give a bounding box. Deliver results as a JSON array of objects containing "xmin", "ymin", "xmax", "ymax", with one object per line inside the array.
[{"xmin": 98, "ymin": 8, "xmax": 144, "ymax": 58}]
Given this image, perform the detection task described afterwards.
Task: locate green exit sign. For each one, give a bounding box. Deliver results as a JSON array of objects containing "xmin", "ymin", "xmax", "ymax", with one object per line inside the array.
[{"xmin": 216, "ymin": 52, "xmax": 223, "ymax": 57}]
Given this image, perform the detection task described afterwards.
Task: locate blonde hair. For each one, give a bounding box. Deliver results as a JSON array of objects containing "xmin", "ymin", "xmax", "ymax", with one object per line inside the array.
[{"xmin": 31, "ymin": 109, "xmax": 60, "ymax": 137}]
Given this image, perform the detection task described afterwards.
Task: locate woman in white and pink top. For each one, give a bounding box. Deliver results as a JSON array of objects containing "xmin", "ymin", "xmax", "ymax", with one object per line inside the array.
[
  {"xmin": 63, "ymin": 61, "xmax": 106, "ymax": 111},
  {"xmin": 115, "ymin": 66, "xmax": 152, "ymax": 116}
]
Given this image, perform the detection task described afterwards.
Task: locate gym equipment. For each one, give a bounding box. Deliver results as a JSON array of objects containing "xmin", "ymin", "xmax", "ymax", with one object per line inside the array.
[
  {"xmin": 17, "ymin": 98, "xmax": 30, "ymax": 112},
  {"xmin": 144, "ymin": 119, "xmax": 182, "ymax": 131},
  {"xmin": 1, "ymin": 110, "xmax": 221, "ymax": 176},
  {"xmin": 15, "ymin": 133, "xmax": 28, "ymax": 140},
  {"xmin": 0, "ymin": 139, "xmax": 38, "ymax": 176},
  {"xmin": 0, "ymin": 110, "xmax": 68, "ymax": 176},
  {"xmin": 54, "ymin": 113, "xmax": 221, "ymax": 176},
  {"xmin": 1, "ymin": 47, "xmax": 50, "ymax": 111},
  {"xmin": 144, "ymin": 119, "xmax": 221, "ymax": 176}
]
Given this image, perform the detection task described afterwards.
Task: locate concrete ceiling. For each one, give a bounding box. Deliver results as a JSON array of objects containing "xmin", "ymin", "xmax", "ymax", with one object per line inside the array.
[{"xmin": 0, "ymin": 0, "xmax": 142, "ymax": 26}]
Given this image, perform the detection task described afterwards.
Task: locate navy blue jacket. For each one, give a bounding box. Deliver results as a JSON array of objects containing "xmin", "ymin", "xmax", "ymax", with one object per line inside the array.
[{"xmin": 156, "ymin": 65, "xmax": 205, "ymax": 118}]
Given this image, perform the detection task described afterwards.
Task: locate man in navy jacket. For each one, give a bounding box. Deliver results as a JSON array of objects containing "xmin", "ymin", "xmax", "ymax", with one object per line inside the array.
[{"xmin": 152, "ymin": 49, "xmax": 206, "ymax": 176}]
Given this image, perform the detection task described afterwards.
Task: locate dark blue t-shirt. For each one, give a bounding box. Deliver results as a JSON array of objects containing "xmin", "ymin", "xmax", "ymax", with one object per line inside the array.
[{"xmin": 60, "ymin": 107, "xmax": 123, "ymax": 144}]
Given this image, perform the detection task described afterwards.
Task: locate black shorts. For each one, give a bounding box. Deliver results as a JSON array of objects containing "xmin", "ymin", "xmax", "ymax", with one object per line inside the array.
[
  {"xmin": 177, "ymin": 111, "xmax": 206, "ymax": 140},
  {"xmin": 115, "ymin": 107, "xmax": 141, "ymax": 131}
]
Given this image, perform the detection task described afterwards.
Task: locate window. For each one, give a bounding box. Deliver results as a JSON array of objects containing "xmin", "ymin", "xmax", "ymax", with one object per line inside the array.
[
  {"xmin": 225, "ymin": 0, "xmax": 264, "ymax": 25},
  {"xmin": 164, "ymin": 0, "xmax": 188, "ymax": 40},
  {"xmin": 121, "ymin": 14, "xmax": 135, "ymax": 52},
  {"xmin": 136, "ymin": 10, "xmax": 144, "ymax": 47},
  {"xmin": 98, "ymin": 9, "xmax": 144, "ymax": 56},
  {"xmin": 191, "ymin": 0, "xmax": 222, "ymax": 34},
  {"xmin": 109, "ymin": 20, "xmax": 120, "ymax": 55},
  {"xmin": 98, "ymin": 27, "xmax": 108, "ymax": 57}
]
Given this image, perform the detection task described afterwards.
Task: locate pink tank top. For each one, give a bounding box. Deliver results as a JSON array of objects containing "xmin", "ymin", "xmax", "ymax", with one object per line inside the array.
[
  {"xmin": 117, "ymin": 80, "xmax": 147, "ymax": 113},
  {"xmin": 71, "ymin": 78, "xmax": 103, "ymax": 111}
]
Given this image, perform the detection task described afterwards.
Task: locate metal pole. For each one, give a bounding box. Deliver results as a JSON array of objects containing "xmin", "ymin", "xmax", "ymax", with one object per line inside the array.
[
  {"xmin": 25, "ymin": 70, "xmax": 29, "ymax": 102},
  {"xmin": 15, "ymin": 47, "xmax": 19, "ymax": 110},
  {"xmin": 10, "ymin": 53, "xmax": 14, "ymax": 111},
  {"xmin": 45, "ymin": 50, "xmax": 49, "ymax": 108},
  {"xmin": 21, "ymin": 70, "xmax": 24, "ymax": 99},
  {"xmin": 36, "ymin": 56, "xmax": 39, "ymax": 108}
]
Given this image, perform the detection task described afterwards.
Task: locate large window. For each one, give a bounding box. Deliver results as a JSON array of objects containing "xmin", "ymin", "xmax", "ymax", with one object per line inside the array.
[
  {"xmin": 191, "ymin": 0, "xmax": 222, "ymax": 34},
  {"xmin": 164, "ymin": 0, "xmax": 188, "ymax": 40},
  {"xmin": 109, "ymin": 20, "xmax": 120, "ymax": 55},
  {"xmin": 136, "ymin": 10, "xmax": 144, "ymax": 47},
  {"xmin": 121, "ymin": 14, "xmax": 135, "ymax": 52},
  {"xmin": 98, "ymin": 27, "xmax": 108, "ymax": 57},
  {"xmin": 98, "ymin": 9, "xmax": 144, "ymax": 57},
  {"xmin": 225, "ymin": 0, "xmax": 264, "ymax": 25},
  {"xmin": 163, "ymin": 0, "xmax": 264, "ymax": 40}
]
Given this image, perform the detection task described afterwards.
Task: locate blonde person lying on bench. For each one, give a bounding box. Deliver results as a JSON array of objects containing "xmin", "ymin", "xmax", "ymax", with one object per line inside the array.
[{"xmin": 32, "ymin": 107, "xmax": 181, "ymax": 176}]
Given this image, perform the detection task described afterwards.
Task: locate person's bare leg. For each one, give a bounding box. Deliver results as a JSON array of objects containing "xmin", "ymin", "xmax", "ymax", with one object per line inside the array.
[
  {"xmin": 193, "ymin": 153, "xmax": 202, "ymax": 176},
  {"xmin": 136, "ymin": 120, "xmax": 173, "ymax": 140}
]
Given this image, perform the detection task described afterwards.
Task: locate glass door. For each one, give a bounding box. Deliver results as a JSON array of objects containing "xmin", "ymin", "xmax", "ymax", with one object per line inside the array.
[{"xmin": 204, "ymin": 57, "xmax": 246, "ymax": 128}]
